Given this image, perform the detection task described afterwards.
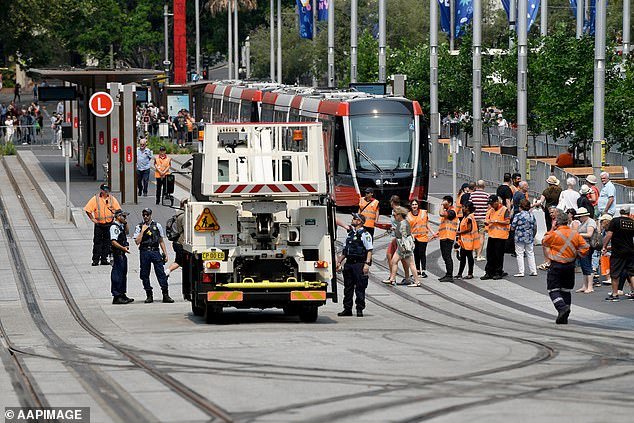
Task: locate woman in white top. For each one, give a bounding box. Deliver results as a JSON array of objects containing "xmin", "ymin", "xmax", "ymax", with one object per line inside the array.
[
  {"xmin": 4, "ymin": 117, "xmax": 14, "ymax": 143},
  {"xmin": 557, "ymin": 177, "xmax": 580, "ymax": 212}
]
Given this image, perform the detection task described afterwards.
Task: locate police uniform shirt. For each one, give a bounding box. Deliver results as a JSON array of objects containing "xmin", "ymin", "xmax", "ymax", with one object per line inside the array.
[
  {"xmin": 133, "ymin": 221, "xmax": 166, "ymax": 239},
  {"xmin": 345, "ymin": 228, "xmax": 374, "ymax": 255},
  {"xmin": 110, "ymin": 222, "xmax": 127, "ymax": 241}
]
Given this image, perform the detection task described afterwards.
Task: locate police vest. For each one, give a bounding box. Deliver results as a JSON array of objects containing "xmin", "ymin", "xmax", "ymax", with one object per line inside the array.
[
  {"xmin": 344, "ymin": 228, "xmax": 368, "ymax": 261},
  {"xmin": 438, "ymin": 206, "xmax": 458, "ymax": 240},
  {"xmin": 112, "ymin": 223, "xmax": 129, "ymax": 256},
  {"xmin": 139, "ymin": 221, "xmax": 161, "ymax": 251},
  {"xmin": 407, "ymin": 211, "xmax": 429, "ymax": 242},
  {"xmin": 359, "ymin": 198, "xmax": 379, "ymax": 228},
  {"xmin": 458, "ymin": 214, "xmax": 481, "ymax": 251}
]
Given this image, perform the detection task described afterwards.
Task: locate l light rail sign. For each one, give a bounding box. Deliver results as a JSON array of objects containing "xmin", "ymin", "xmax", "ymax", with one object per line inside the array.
[{"xmin": 89, "ymin": 92, "xmax": 114, "ymax": 117}]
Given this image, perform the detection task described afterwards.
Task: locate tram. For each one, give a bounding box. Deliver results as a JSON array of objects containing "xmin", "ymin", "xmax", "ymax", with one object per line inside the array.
[{"xmin": 199, "ymin": 82, "xmax": 429, "ymax": 210}]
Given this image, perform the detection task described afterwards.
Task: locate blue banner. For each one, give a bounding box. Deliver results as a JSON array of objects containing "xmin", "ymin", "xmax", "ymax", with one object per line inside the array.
[
  {"xmin": 501, "ymin": 0, "xmax": 540, "ymax": 33},
  {"xmin": 438, "ymin": 0, "xmax": 473, "ymax": 38},
  {"xmin": 297, "ymin": 0, "xmax": 313, "ymax": 39},
  {"xmin": 318, "ymin": 0, "xmax": 328, "ymax": 21}
]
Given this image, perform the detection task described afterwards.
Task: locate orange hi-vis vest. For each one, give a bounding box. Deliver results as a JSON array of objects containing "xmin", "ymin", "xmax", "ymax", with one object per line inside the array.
[
  {"xmin": 407, "ymin": 210, "xmax": 429, "ymax": 242},
  {"xmin": 486, "ymin": 205, "xmax": 511, "ymax": 239},
  {"xmin": 458, "ymin": 214, "xmax": 481, "ymax": 251},
  {"xmin": 543, "ymin": 226, "xmax": 589, "ymax": 264},
  {"xmin": 438, "ymin": 206, "xmax": 458, "ymax": 240},
  {"xmin": 84, "ymin": 194, "xmax": 120, "ymax": 224},
  {"xmin": 456, "ymin": 192, "xmax": 464, "ymax": 218},
  {"xmin": 155, "ymin": 155, "xmax": 172, "ymax": 178},
  {"xmin": 359, "ymin": 197, "xmax": 379, "ymax": 228}
]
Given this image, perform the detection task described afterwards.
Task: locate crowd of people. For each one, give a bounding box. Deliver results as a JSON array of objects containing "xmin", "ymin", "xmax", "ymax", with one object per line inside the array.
[
  {"xmin": 136, "ymin": 104, "xmax": 198, "ymax": 147},
  {"xmin": 1, "ymin": 101, "xmax": 45, "ymax": 145}
]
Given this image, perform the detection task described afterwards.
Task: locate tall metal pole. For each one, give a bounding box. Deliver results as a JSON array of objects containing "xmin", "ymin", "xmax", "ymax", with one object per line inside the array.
[
  {"xmin": 351, "ymin": 0, "xmax": 358, "ymax": 83},
  {"xmin": 540, "ymin": 0, "xmax": 547, "ymax": 37},
  {"xmin": 246, "ymin": 37, "xmax": 251, "ymax": 78},
  {"xmin": 234, "ymin": 0, "xmax": 239, "ymax": 79},
  {"xmin": 328, "ymin": 0, "xmax": 335, "ymax": 87},
  {"xmin": 430, "ymin": 0, "xmax": 439, "ymax": 178},
  {"xmin": 270, "ymin": 0, "xmax": 275, "ymax": 81},
  {"xmin": 164, "ymin": 4, "xmax": 170, "ymax": 84},
  {"xmin": 449, "ymin": 0, "xmax": 455, "ymax": 51},
  {"xmin": 228, "ymin": 3, "xmax": 233, "ymax": 78},
  {"xmin": 624, "ymin": 0, "xmax": 631, "ymax": 56},
  {"xmin": 576, "ymin": 0, "xmax": 584, "ymax": 39},
  {"xmin": 509, "ymin": 0, "xmax": 516, "ymax": 49},
  {"xmin": 517, "ymin": 0, "xmax": 528, "ymax": 178},
  {"xmin": 592, "ymin": 0, "xmax": 607, "ymax": 180},
  {"xmin": 65, "ymin": 140, "xmax": 70, "ymax": 223},
  {"xmin": 378, "ymin": 0, "xmax": 387, "ymax": 83},
  {"xmin": 312, "ymin": 0, "xmax": 318, "ymax": 86},
  {"xmin": 195, "ymin": 0, "xmax": 201, "ymax": 75},
  {"xmin": 277, "ymin": 0, "xmax": 282, "ymax": 83},
  {"xmin": 473, "ymin": 0, "xmax": 482, "ymax": 180}
]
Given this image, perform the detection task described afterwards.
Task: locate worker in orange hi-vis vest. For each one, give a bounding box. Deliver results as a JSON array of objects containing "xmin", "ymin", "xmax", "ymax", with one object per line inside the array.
[
  {"xmin": 153, "ymin": 146, "xmax": 172, "ymax": 205},
  {"xmin": 543, "ymin": 210, "xmax": 590, "ymax": 324},
  {"xmin": 84, "ymin": 183, "xmax": 121, "ymax": 266},
  {"xmin": 407, "ymin": 199, "xmax": 431, "ymax": 278},
  {"xmin": 481, "ymin": 194, "xmax": 511, "ymax": 280},
  {"xmin": 456, "ymin": 202, "xmax": 480, "ymax": 280},
  {"xmin": 358, "ymin": 187, "xmax": 380, "ymax": 238},
  {"xmin": 433, "ymin": 195, "xmax": 458, "ymax": 282}
]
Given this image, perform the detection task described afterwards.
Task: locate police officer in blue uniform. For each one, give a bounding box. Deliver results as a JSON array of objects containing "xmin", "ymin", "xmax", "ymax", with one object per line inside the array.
[
  {"xmin": 336, "ymin": 213, "xmax": 374, "ymax": 317},
  {"xmin": 134, "ymin": 208, "xmax": 174, "ymax": 303},
  {"xmin": 110, "ymin": 210, "xmax": 134, "ymax": 304}
]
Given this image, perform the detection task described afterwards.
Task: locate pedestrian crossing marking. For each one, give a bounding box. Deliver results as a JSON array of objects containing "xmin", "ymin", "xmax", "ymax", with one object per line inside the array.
[{"xmin": 195, "ymin": 208, "xmax": 220, "ymax": 232}]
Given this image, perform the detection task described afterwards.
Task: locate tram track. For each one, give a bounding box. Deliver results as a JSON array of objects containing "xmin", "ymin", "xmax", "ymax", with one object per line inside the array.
[{"xmin": 0, "ymin": 158, "xmax": 234, "ymax": 422}]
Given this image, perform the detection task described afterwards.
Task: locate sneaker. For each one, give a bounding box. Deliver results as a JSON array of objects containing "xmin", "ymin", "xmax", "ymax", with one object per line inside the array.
[
  {"xmin": 112, "ymin": 296, "xmax": 129, "ymax": 305},
  {"xmin": 439, "ymin": 276, "xmax": 454, "ymax": 283},
  {"xmin": 529, "ymin": 272, "xmax": 538, "ymax": 276},
  {"xmin": 454, "ymin": 274, "xmax": 463, "ymax": 279},
  {"xmin": 356, "ymin": 310, "xmax": 363, "ymax": 317},
  {"xmin": 91, "ymin": 261, "xmax": 99, "ymax": 266},
  {"xmin": 407, "ymin": 282, "xmax": 421, "ymax": 287},
  {"xmin": 420, "ymin": 271, "xmax": 428, "ymax": 278},
  {"xmin": 491, "ymin": 274, "xmax": 502, "ymax": 280},
  {"xmin": 121, "ymin": 295, "xmax": 134, "ymax": 303},
  {"xmin": 605, "ymin": 294, "xmax": 620, "ymax": 302},
  {"xmin": 625, "ymin": 292, "xmax": 634, "ymax": 299},
  {"xmin": 476, "ymin": 256, "xmax": 486, "ymax": 262},
  {"xmin": 480, "ymin": 274, "xmax": 493, "ymax": 280},
  {"xmin": 556, "ymin": 305, "xmax": 571, "ymax": 324},
  {"xmin": 382, "ymin": 279, "xmax": 395, "ymax": 284},
  {"xmin": 514, "ymin": 273, "xmax": 525, "ymax": 277},
  {"xmin": 337, "ymin": 310, "xmax": 352, "ymax": 317}
]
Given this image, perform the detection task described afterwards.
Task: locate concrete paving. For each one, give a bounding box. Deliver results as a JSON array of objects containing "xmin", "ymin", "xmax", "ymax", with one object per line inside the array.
[{"xmin": 0, "ymin": 137, "xmax": 632, "ymax": 422}]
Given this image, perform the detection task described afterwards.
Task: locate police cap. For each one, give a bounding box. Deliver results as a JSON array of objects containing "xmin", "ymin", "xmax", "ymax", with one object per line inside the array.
[
  {"xmin": 351, "ymin": 212, "xmax": 366, "ymax": 224},
  {"xmin": 142, "ymin": 208, "xmax": 152, "ymax": 216},
  {"xmin": 100, "ymin": 183, "xmax": 110, "ymax": 192},
  {"xmin": 114, "ymin": 209, "xmax": 129, "ymax": 218}
]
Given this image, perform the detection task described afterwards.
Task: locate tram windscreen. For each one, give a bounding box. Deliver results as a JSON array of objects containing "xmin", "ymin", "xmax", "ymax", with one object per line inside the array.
[{"xmin": 350, "ymin": 114, "xmax": 415, "ymax": 171}]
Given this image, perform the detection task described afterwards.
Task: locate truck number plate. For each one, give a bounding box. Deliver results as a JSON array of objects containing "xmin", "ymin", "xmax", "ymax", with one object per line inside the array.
[{"xmin": 202, "ymin": 251, "xmax": 225, "ymax": 260}]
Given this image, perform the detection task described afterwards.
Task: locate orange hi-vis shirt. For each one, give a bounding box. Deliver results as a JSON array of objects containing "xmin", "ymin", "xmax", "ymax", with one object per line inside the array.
[
  {"xmin": 84, "ymin": 194, "xmax": 120, "ymax": 224},
  {"xmin": 458, "ymin": 214, "xmax": 481, "ymax": 251},
  {"xmin": 456, "ymin": 192, "xmax": 464, "ymax": 218},
  {"xmin": 407, "ymin": 210, "xmax": 429, "ymax": 242},
  {"xmin": 155, "ymin": 154, "xmax": 172, "ymax": 179},
  {"xmin": 542, "ymin": 225, "xmax": 589, "ymax": 263},
  {"xmin": 358, "ymin": 197, "xmax": 380, "ymax": 228},
  {"xmin": 438, "ymin": 206, "xmax": 458, "ymax": 240},
  {"xmin": 485, "ymin": 205, "xmax": 511, "ymax": 239}
]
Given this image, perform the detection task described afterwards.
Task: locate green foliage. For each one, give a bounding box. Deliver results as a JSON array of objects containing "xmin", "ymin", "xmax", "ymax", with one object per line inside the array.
[
  {"xmin": 2, "ymin": 142, "xmax": 17, "ymax": 156},
  {"xmin": 147, "ymin": 137, "xmax": 193, "ymax": 155}
]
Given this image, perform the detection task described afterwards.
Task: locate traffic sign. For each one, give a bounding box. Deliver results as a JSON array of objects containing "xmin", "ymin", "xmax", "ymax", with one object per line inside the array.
[
  {"xmin": 195, "ymin": 208, "xmax": 220, "ymax": 232},
  {"xmin": 89, "ymin": 92, "xmax": 114, "ymax": 117}
]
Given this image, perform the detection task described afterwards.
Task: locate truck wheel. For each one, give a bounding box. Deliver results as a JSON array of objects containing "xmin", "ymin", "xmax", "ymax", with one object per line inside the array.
[
  {"xmin": 283, "ymin": 305, "xmax": 299, "ymax": 316},
  {"xmin": 299, "ymin": 306, "xmax": 318, "ymax": 323},
  {"xmin": 204, "ymin": 303, "xmax": 223, "ymax": 324},
  {"xmin": 191, "ymin": 298, "xmax": 205, "ymax": 316}
]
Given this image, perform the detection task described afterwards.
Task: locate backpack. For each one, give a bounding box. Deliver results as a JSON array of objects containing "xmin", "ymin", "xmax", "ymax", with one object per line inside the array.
[
  {"xmin": 589, "ymin": 228, "xmax": 602, "ymax": 249},
  {"xmin": 166, "ymin": 213, "xmax": 182, "ymax": 242}
]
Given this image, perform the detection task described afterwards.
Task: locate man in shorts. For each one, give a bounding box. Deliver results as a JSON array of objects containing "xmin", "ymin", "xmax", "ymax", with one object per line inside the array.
[{"xmin": 602, "ymin": 206, "xmax": 634, "ymax": 301}]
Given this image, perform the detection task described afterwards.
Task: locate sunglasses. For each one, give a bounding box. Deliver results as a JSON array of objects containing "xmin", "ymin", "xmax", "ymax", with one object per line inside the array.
[{"xmin": 142, "ymin": 213, "xmax": 151, "ymax": 217}]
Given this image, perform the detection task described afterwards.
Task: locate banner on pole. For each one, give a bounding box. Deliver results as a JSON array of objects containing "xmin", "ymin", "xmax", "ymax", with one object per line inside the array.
[
  {"xmin": 318, "ymin": 0, "xmax": 328, "ymax": 21},
  {"xmin": 438, "ymin": 0, "xmax": 474, "ymax": 38},
  {"xmin": 500, "ymin": 0, "xmax": 540, "ymax": 33},
  {"xmin": 297, "ymin": 0, "xmax": 314, "ymax": 39}
]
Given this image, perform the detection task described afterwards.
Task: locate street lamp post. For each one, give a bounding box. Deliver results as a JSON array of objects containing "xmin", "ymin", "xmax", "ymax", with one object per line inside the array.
[
  {"xmin": 270, "ymin": 0, "xmax": 275, "ymax": 81},
  {"xmin": 576, "ymin": 0, "xmax": 584, "ymax": 39},
  {"xmin": 195, "ymin": 0, "xmax": 201, "ymax": 75},
  {"xmin": 234, "ymin": 0, "xmax": 239, "ymax": 79},
  {"xmin": 473, "ymin": 0, "xmax": 482, "ymax": 180},
  {"xmin": 624, "ymin": 0, "xmax": 631, "ymax": 56},
  {"xmin": 351, "ymin": 0, "xmax": 358, "ymax": 83},
  {"xmin": 517, "ymin": 0, "xmax": 528, "ymax": 178},
  {"xmin": 328, "ymin": 0, "xmax": 335, "ymax": 87},
  {"xmin": 163, "ymin": 4, "xmax": 172, "ymax": 84},
  {"xmin": 592, "ymin": 0, "xmax": 607, "ymax": 180},
  {"xmin": 430, "ymin": 0, "xmax": 439, "ymax": 178},
  {"xmin": 378, "ymin": 0, "xmax": 386, "ymax": 83},
  {"xmin": 277, "ymin": 0, "xmax": 282, "ymax": 83},
  {"xmin": 541, "ymin": 0, "xmax": 547, "ymax": 37},
  {"xmin": 228, "ymin": 2, "xmax": 233, "ymax": 78}
]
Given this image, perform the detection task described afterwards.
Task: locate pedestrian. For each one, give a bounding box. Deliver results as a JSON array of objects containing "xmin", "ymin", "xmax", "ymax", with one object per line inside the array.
[
  {"xmin": 598, "ymin": 172, "xmax": 616, "ymax": 216},
  {"xmin": 601, "ymin": 207, "xmax": 634, "ymax": 302},
  {"xmin": 574, "ymin": 207, "xmax": 597, "ymax": 294},
  {"xmin": 407, "ymin": 199, "xmax": 430, "ymax": 278},
  {"xmin": 567, "ymin": 209, "xmax": 580, "ymax": 232},
  {"xmin": 557, "ymin": 177, "xmax": 580, "ymax": 212},
  {"xmin": 84, "ymin": 184, "xmax": 120, "ymax": 266},
  {"xmin": 434, "ymin": 195, "xmax": 458, "ymax": 282},
  {"xmin": 136, "ymin": 138, "xmax": 152, "ymax": 197},
  {"xmin": 496, "ymin": 173, "xmax": 514, "ymax": 211},
  {"xmin": 597, "ymin": 214, "xmax": 613, "ymax": 287},
  {"xmin": 336, "ymin": 213, "xmax": 373, "ymax": 317},
  {"xmin": 382, "ymin": 195, "xmax": 412, "ymax": 284},
  {"xmin": 511, "ymin": 173, "xmax": 522, "ymax": 194},
  {"xmin": 4, "ymin": 115, "xmax": 14, "ymax": 143},
  {"xmin": 456, "ymin": 183, "xmax": 470, "ymax": 220},
  {"xmin": 533, "ymin": 176, "xmax": 562, "ymax": 232},
  {"xmin": 455, "ymin": 202, "xmax": 480, "ymax": 280},
  {"xmin": 32, "ymin": 82, "xmax": 38, "ymax": 101},
  {"xmin": 385, "ymin": 207, "xmax": 420, "ymax": 287},
  {"xmin": 481, "ymin": 195, "xmax": 511, "ymax": 280},
  {"xmin": 469, "ymin": 180, "xmax": 490, "ymax": 261},
  {"xmin": 577, "ymin": 185, "xmax": 595, "ymax": 218},
  {"xmin": 512, "ymin": 181, "xmax": 529, "ymax": 215},
  {"xmin": 134, "ymin": 208, "xmax": 174, "ymax": 303},
  {"xmin": 585, "ymin": 174, "xmax": 600, "ymax": 211},
  {"xmin": 110, "ymin": 210, "xmax": 134, "ymax": 304},
  {"xmin": 511, "ymin": 199, "xmax": 537, "ymax": 277},
  {"xmin": 542, "ymin": 210, "xmax": 589, "ymax": 324},
  {"xmin": 153, "ymin": 146, "xmax": 171, "ymax": 205},
  {"xmin": 165, "ymin": 199, "xmax": 191, "ymax": 301},
  {"xmin": 358, "ymin": 187, "xmax": 380, "ymax": 238},
  {"xmin": 13, "ymin": 82, "xmax": 21, "ymax": 103}
]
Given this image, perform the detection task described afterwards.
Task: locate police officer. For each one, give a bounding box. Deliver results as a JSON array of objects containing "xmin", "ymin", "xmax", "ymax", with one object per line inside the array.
[
  {"xmin": 542, "ymin": 210, "xmax": 589, "ymax": 324},
  {"xmin": 84, "ymin": 183, "xmax": 121, "ymax": 266},
  {"xmin": 336, "ymin": 213, "xmax": 373, "ymax": 317},
  {"xmin": 110, "ymin": 210, "xmax": 134, "ymax": 304},
  {"xmin": 134, "ymin": 208, "xmax": 174, "ymax": 303}
]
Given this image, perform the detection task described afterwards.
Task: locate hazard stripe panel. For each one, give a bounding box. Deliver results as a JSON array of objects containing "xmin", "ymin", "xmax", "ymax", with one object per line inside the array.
[
  {"xmin": 290, "ymin": 291, "xmax": 327, "ymax": 301},
  {"xmin": 207, "ymin": 291, "xmax": 243, "ymax": 302},
  {"xmin": 212, "ymin": 184, "xmax": 318, "ymax": 194}
]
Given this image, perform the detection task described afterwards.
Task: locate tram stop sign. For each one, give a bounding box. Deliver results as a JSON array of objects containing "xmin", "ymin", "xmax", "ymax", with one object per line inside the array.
[{"xmin": 89, "ymin": 92, "xmax": 114, "ymax": 118}]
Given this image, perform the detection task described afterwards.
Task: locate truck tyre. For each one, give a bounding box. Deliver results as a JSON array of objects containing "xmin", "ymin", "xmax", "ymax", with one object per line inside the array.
[
  {"xmin": 298, "ymin": 306, "xmax": 318, "ymax": 323},
  {"xmin": 283, "ymin": 305, "xmax": 299, "ymax": 316},
  {"xmin": 191, "ymin": 297, "xmax": 205, "ymax": 316},
  {"xmin": 204, "ymin": 303, "xmax": 223, "ymax": 324}
]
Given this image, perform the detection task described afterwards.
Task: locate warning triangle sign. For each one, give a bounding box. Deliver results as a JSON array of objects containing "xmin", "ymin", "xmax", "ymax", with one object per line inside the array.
[{"xmin": 194, "ymin": 208, "xmax": 220, "ymax": 232}]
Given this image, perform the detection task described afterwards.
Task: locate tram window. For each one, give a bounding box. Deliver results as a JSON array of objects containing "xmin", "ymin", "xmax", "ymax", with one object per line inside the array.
[
  {"xmin": 274, "ymin": 110, "xmax": 286, "ymax": 122},
  {"xmin": 240, "ymin": 102, "xmax": 251, "ymax": 122},
  {"xmin": 261, "ymin": 104, "xmax": 274, "ymax": 121},
  {"xmin": 251, "ymin": 102, "xmax": 259, "ymax": 122},
  {"xmin": 336, "ymin": 146, "xmax": 350, "ymax": 173},
  {"xmin": 289, "ymin": 109, "xmax": 300, "ymax": 122}
]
